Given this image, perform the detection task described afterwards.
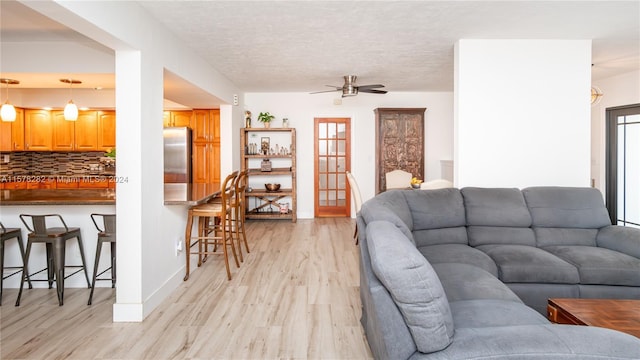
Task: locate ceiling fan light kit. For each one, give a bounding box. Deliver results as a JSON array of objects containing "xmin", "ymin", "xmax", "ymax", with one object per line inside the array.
[{"xmin": 310, "ymin": 75, "xmax": 387, "ymax": 98}]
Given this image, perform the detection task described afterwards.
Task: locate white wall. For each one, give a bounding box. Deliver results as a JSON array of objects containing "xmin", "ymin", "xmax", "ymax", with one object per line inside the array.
[
  {"xmin": 245, "ymin": 91, "xmax": 453, "ymax": 218},
  {"xmin": 591, "ymin": 70, "xmax": 640, "ymax": 192},
  {"xmin": 455, "ymin": 39, "xmax": 592, "ymax": 188}
]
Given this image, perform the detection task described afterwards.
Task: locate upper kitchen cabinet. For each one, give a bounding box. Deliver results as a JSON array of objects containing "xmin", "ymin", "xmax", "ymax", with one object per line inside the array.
[
  {"xmin": 192, "ymin": 109, "xmax": 220, "ymax": 142},
  {"xmin": 52, "ymin": 110, "xmax": 76, "ymax": 150},
  {"xmin": 25, "ymin": 109, "xmax": 53, "ymax": 151},
  {"xmin": 98, "ymin": 111, "xmax": 116, "ymax": 150},
  {"xmin": 21, "ymin": 109, "xmax": 115, "ymax": 152},
  {"xmin": 75, "ymin": 111, "xmax": 100, "ymax": 150},
  {"xmin": 52, "ymin": 110, "xmax": 100, "ymax": 151},
  {"xmin": 163, "ymin": 110, "xmax": 192, "ymax": 127},
  {"xmin": 0, "ymin": 108, "xmax": 24, "ymax": 151}
]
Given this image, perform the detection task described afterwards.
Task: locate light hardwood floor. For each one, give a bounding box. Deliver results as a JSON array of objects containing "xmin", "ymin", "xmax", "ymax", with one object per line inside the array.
[{"xmin": 1, "ymin": 218, "xmax": 372, "ymax": 359}]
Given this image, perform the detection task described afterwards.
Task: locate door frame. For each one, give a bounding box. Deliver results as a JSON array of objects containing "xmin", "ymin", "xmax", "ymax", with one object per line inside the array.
[
  {"xmin": 605, "ymin": 103, "xmax": 640, "ymax": 224},
  {"xmin": 314, "ymin": 117, "xmax": 351, "ymax": 218}
]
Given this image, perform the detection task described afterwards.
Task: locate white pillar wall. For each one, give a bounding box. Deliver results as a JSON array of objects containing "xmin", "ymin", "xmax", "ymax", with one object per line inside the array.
[{"xmin": 454, "ymin": 39, "xmax": 592, "ymax": 188}]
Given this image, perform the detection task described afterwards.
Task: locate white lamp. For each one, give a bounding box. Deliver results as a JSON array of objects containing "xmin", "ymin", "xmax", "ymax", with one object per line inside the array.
[
  {"xmin": 60, "ymin": 79, "xmax": 81, "ymax": 121},
  {"xmin": 0, "ymin": 78, "xmax": 19, "ymax": 122}
]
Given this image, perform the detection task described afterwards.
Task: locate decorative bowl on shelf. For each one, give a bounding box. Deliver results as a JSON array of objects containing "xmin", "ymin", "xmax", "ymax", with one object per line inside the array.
[
  {"xmin": 265, "ymin": 183, "xmax": 281, "ymax": 192},
  {"xmin": 411, "ymin": 183, "xmax": 421, "ymax": 189}
]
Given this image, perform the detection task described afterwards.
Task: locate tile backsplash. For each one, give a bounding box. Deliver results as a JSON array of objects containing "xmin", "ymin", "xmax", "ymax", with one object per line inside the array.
[{"xmin": 0, "ymin": 152, "xmax": 109, "ymax": 176}]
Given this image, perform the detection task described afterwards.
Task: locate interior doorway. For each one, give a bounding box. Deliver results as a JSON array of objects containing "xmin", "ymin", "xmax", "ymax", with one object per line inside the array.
[
  {"xmin": 606, "ymin": 104, "xmax": 640, "ymax": 227},
  {"xmin": 314, "ymin": 118, "xmax": 351, "ymax": 217}
]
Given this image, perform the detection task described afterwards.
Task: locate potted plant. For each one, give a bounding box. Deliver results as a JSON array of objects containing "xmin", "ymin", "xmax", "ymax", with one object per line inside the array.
[{"xmin": 257, "ymin": 112, "xmax": 275, "ymax": 128}]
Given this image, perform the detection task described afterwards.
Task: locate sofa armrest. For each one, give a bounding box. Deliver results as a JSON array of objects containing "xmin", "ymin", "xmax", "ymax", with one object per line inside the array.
[{"xmin": 596, "ymin": 225, "xmax": 640, "ymax": 259}]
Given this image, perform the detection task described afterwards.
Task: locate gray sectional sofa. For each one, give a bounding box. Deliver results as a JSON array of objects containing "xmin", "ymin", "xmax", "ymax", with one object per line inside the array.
[{"xmin": 357, "ymin": 187, "xmax": 640, "ymax": 359}]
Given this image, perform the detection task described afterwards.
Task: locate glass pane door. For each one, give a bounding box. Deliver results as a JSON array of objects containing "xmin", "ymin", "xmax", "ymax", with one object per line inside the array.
[
  {"xmin": 314, "ymin": 118, "xmax": 350, "ymax": 217},
  {"xmin": 607, "ymin": 105, "xmax": 640, "ymax": 228}
]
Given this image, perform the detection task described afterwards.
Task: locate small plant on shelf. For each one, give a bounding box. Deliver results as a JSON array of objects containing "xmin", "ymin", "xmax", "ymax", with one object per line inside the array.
[{"xmin": 257, "ymin": 112, "xmax": 275, "ymax": 128}]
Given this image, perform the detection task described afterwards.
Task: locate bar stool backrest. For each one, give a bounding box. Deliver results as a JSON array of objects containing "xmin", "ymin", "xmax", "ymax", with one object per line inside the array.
[
  {"xmin": 235, "ymin": 169, "xmax": 248, "ymax": 205},
  {"xmin": 221, "ymin": 171, "xmax": 239, "ymax": 210},
  {"xmin": 91, "ymin": 214, "xmax": 116, "ymax": 235},
  {"xmin": 19, "ymin": 214, "xmax": 69, "ymax": 234}
]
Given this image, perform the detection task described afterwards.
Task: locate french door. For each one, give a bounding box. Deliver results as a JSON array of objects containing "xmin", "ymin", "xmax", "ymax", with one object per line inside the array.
[
  {"xmin": 314, "ymin": 118, "xmax": 351, "ymax": 217},
  {"xmin": 606, "ymin": 104, "xmax": 640, "ymax": 227}
]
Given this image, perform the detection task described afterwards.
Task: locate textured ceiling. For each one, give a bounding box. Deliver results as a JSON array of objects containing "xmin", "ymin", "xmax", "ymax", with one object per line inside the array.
[
  {"xmin": 1, "ymin": 0, "xmax": 639, "ymax": 96},
  {"xmin": 136, "ymin": 0, "xmax": 640, "ymax": 92}
]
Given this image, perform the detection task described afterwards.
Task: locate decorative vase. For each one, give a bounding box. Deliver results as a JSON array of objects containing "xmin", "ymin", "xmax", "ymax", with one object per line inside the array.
[{"xmin": 263, "ymin": 122, "xmax": 271, "ymax": 128}]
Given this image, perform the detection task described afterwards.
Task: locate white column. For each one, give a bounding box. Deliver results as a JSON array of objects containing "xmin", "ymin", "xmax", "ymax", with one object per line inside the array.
[{"xmin": 454, "ymin": 39, "xmax": 592, "ymax": 188}]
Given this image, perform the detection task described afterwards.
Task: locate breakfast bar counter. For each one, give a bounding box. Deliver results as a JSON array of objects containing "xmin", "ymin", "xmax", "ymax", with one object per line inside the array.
[
  {"xmin": 0, "ymin": 188, "xmax": 116, "ymax": 205},
  {"xmin": 163, "ymin": 182, "xmax": 222, "ymax": 205}
]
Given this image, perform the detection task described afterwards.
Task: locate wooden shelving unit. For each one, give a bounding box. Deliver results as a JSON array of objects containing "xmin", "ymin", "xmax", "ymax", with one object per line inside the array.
[{"xmin": 240, "ymin": 128, "xmax": 296, "ymax": 222}]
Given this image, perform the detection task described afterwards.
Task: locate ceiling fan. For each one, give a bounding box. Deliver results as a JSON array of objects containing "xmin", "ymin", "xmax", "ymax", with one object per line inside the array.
[{"xmin": 310, "ymin": 75, "xmax": 387, "ymax": 97}]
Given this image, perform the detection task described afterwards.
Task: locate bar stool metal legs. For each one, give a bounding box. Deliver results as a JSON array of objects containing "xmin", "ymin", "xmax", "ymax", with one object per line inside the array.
[
  {"xmin": 1, "ymin": 222, "xmax": 30, "ymax": 305},
  {"xmin": 16, "ymin": 214, "xmax": 90, "ymax": 306},
  {"xmin": 88, "ymin": 214, "xmax": 116, "ymax": 305}
]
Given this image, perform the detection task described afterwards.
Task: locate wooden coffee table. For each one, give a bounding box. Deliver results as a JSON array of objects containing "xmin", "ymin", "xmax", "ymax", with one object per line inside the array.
[{"xmin": 548, "ymin": 298, "xmax": 640, "ymax": 338}]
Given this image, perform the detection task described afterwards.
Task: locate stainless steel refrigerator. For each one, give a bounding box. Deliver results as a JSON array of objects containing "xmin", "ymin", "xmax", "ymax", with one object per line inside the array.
[{"xmin": 163, "ymin": 127, "xmax": 192, "ymax": 183}]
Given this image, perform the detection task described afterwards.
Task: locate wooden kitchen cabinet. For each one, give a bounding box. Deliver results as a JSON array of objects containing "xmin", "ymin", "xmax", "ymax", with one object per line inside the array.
[
  {"xmin": 25, "ymin": 109, "xmax": 53, "ymax": 151},
  {"xmin": 52, "ymin": 111, "xmax": 75, "ymax": 150},
  {"xmin": 163, "ymin": 111, "xmax": 192, "ymax": 127},
  {"xmin": 98, "ymin": 111, "xmax": 116, "ymax": 150},
  {"xmin": 3, "ymin": 181, "xmax": 27, "ymax": 190},
  {"xmin": 191, "ymin": 109, "xmax": 220, "ymax": 183},
  {"xmin": 374, "ymin": 108, "xmax": 426, "ymax": 194},
  {"xmin": 0, "ymin": 108, "xmax": 24, "ymax": 151},
  {"xmin": 26, "ymin": 178, "xmax": 56, "ymax": 189},
  {"xmin": 75, "ymin": 111, "xmax": 99, "ymax": 150}
]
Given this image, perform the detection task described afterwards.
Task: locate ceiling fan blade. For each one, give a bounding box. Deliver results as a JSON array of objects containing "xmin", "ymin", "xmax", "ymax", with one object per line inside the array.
[
  {"xmin": 309, "ymin": 88, "xmax": 341, "ymax": 94},
  {"xmin": 359, "ymin": 89, "xmax": 388, "ymax": 94},
  {"xmin": 357, "ymin": 84, "xmax": 385, "ymax": 90}
]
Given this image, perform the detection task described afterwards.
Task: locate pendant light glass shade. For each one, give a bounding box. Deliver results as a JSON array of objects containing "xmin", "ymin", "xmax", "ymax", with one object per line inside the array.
[
  {"xmin": 60, "ymin": 78, "xmax": 81, "ymax": 120},
  {"xmin": 64, "ymin": 100, "xmax": 78, "ymax": 121},
  {"xmin": 1, "ymin": 102, "xmax": 16, "ymax": 122},
  {"xmin": 1, "ymin": 78, "xmax": 19, "ymax": 122}
]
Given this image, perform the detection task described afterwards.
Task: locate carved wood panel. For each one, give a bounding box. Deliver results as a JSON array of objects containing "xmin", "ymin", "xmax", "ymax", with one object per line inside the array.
[{"xmin": 375, "ymin": 108, "xmax": 426, "ymax": 193}]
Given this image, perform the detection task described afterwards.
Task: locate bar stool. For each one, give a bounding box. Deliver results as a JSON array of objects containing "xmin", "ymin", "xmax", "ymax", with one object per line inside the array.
[
  {"xmin": 231, "ymin": 169, "xmax": 250, "ymax": 262},
  {"xmin": 183, "ymin": 171, "xmax": 239, "ymax": 281},
  {"xmin": 88, "ymin": 214, "xmax": 116, "ymax": 305},
  {"xmin": 1, "ymin": 222, "xmax": 31, "ymax": 305},
  {"xmin": 16, "ymin": 214, "xmax": 90, "ymax": 306}
]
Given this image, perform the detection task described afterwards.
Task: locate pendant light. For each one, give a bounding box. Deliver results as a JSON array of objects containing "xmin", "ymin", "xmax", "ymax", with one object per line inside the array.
[
  {"xmin": 60, "ymin": 78, "xmax": 81, "ymax": 121},
  {"xmin": 0, "ymin": 78, "xmax": 19, "ymax": 122}
]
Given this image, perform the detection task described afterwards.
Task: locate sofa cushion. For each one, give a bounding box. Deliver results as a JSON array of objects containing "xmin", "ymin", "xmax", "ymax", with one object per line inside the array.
[
  {"xmin": 467, "ymin": 226, "xmax": 536, "ymax": 247},
  {"xmin": 419, "ymin": 244, "xmax": 498, "ymax": 277},
  {"xmin": 544, "ymin": 245, "xmax": 640, "ymax": 286},
  {"xmin": 360, "ymin": 199, "xmax": 415, "ymax": 244},
  {"xmin": 534, "ymin": 227, "xmax": 599, "ymax": 247},
  {"xmin": 432, "ymin": 263, "xmax": 521, "ymax": 302},
  {"xmin": 404, "ymin": 188, "xmax": 466, "ymax": 231},
  {"xmin": 409, "ymin": 325, "xmax": 640, "ymax": 360},
  {"xmin": 477, "ymin": 244, "xmax": 580, "ymax": 284},
  {"xmin": 413, "ymin": 226, "xmax": 469, "ymax": 247},
  {"xmin": 597, "ymin": 225, "xmax": 640, "ymax": 259},
  {"xmin": 366, "ymin": 221, "xmax": 455, "ymax": 353},
  {"xmin": 522, "ymin": 186, "xmax": 611, "ymax": 229},
  {"xmin": 449, "ymin": 299, "xmax": 549, "ymax": 329},
  {"xmin": 461, "ymin": 187, "xmax": 532, "ymax": 227}
]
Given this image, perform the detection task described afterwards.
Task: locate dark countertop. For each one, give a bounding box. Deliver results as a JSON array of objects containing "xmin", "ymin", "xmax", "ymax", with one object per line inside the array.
[
  {"xmin": 1, "ymin": 188, "xmax": 116, "ymax": 205},
  {"xmin": 164, "ymin": 182, "xmax": 221, "ymax": 205},
  {"xmin": 0, "ymin": 183, "xmax": 221, "ymax": 206}
]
